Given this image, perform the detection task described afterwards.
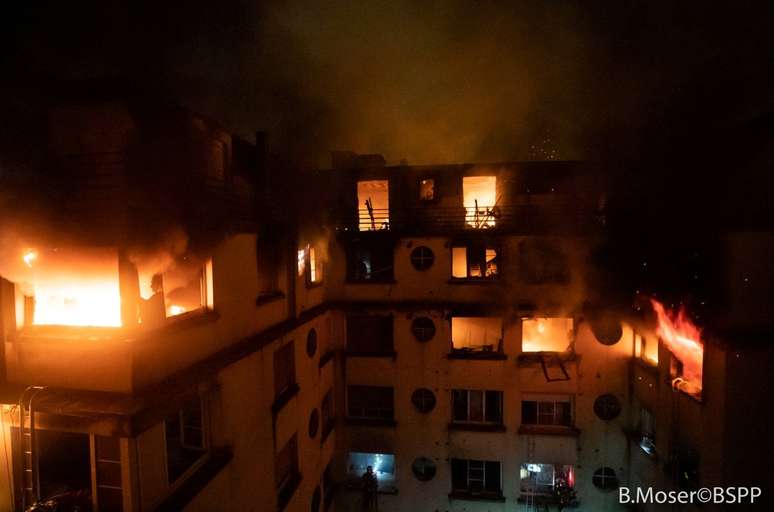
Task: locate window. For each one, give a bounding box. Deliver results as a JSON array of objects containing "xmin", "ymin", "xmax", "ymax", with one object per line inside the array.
[
  {"xmin": 593, "ymin": 394, "xmax": 622, "ymax": 421},
  {"xmin": 347, "ymin": 386, "xmax": 394, "ymax": 420},
  {"xmin": 256, "ymin": 234, "xmax": 281, "ymax": 296},
  {"xmin": 411, "ymin": 388, "xmax": 436, "ymax": 413},
  {"xmin": 521, "ymin": 396, "xmax": 572, "ymax": 427},
  {"xmin": 411, "ymin": 317, "xmax": 435, "ymax": 342},
  {"xmin": 520, "ymin": 464, "xmax": 575, "ymax": 497},
  {"xmin": 463, "ymin": 176, "xmax": 498, "ymax": 228},
  {"xmin": 274, "ymin": 342, "xmax": 296, "ymax": 399},
  {"xmin": 138, "ymin": 259, "xmax": 214, "ymax": 324},
  {"xmin": 346, "ymin": 315, "xmax": 393, "ymax": 354},
  {"xmin": 639, "ymin": 407, "xmax": 656, "ymax": 455},
  {"xmin": 451, "ymin": 459, "xmax": 502, "ymax": 496},
  {"xmin": 95, "ymin": 436, "xmax": 123, "ymax": 512},
  {"xmin": 358, "ymin": 180, "xmax": 389, "ymax": 231},
  {"xmin": 165, "ymin": 398, "xmax": 207, "ymax": 484},
  {"xmin": 346, "ymin": 452, "xmax": 396, "ymax": 491},
  {"xmin": 635, "ymin": 333, "xmax": 658, "ymax": 365},
  {"xmin": 452, "ymin": 390, "xmax": 503, "ymax": 424},
  {"xmin": 306, "ymin": 328, "xmax": 318, "ymax": 358},
  {"xmin": 419, "ymin": 178, "xmax": 435, "ymax": 201},
  {"xmin": 308, "ymin": 409, "xmax": 320, "ymax": 439},
  {"xmin": 276, "ymin": 434, "xmax": 300, "ymax": 508},
  {"xmin": 451, "ymin": 317, "xmax": 503, "ymax": 353},
  {"xmin": 412, "ymin": 457, "xmax": 437, "ymax": 481},
  {"xmin": 451, "ymin": 243, "xmax": 499, "ymax": 279},
  {"xmin": 521, "ymin": 317, "xmax": 573, "ymax": 352},
  {"xmin": 297, "ymin": 249, "xmax": 306, "ymax": 277},
  {"xmin": 410, "ymin": 246, "xmax": 435, "ymax": 271},
  {"xmin": 592, "ymin": 467, "xmax": 619, "ymax": 491},
  {"xmin": 300, "ymin": 245, "xmax": 324, "ymax": 285},
  {"xmin": 321, "ymin": 389, "xmax": 335, "ymax": 440},
  {"xmin": 346, "ymin": 238, "xmax": 394, "ymax": 282}
]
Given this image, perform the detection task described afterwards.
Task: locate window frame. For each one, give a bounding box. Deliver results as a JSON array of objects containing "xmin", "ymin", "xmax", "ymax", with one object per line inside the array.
[
  {"xmin": 521, "ymin": 396, "xmax": 573, "ymax": 427},
  {"xmin": 451, "ymin": 458, "xmax": 502, "ymax": 497},
  {"xmin": 346, "ymin": 385, "xmax": 395, "ymax": 421},
  {"xmin": 450, "ymin": 243, "xmax": 500, "ymax": 281},
  {"xmin": 451, "ymin": 389, "xmax": 503, "ymax": 425},
  {"xmin": 274, "ymin": 342, "xmax": 297, "ymax": 400}
]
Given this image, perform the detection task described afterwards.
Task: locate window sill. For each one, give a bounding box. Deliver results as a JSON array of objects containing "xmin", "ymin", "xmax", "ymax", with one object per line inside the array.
[
  {"xmin": 255, "ymin": 291, "xmax": 285, "ymax": 307},
  {"xmin": 448, "ymin": 279, "xmax": 500, "ymax": 285},
  {"xmin": 345, "ymin": 350, "xmax": 397, "ymax": 360},
  {"xmin": 345, "ymin": 417, "xmax": 397, "ymax": 428},
  {"xmin": 448, "ymin": 351, "xmax": 506, "ymax": 360},
  {"xmin": 319, "ymin": 350, "xmax": 336, "ymax": 368},
  {"xmin": 449, "ymin": 491, "xmax": 505, "ymax": 502},
  {"xmin": 277, "ymin": 472, "xmax": 303, "ymax": 512},
  {"xmin": 449, "ymin": 422, "xmax": 506, "ymax": 433},
  {"xmin": 271, "ymin": 383, "xmax": 300, "ymax": 414},
  {"xmin": 518, "ymin": 424, "xmax": 580, "ymax": 437}
]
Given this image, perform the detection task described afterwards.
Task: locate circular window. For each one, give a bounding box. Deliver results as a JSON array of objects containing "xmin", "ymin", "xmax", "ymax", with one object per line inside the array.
[
  {"xmin": 306, "ymin": 328, "xmax": 318, "ymax": 358},
  {"xmin": 591, "ymin": 317, "xmax": 623, "ymax": 345},
  {"xmin": 411, "ymin": 388, "xmax": 436, "ymax": 413},
  {"xmin": 410, "ymin": 246, "xmax": 435, "ymax": 271},
  {"xmin": 311, "ymin": 486, "xmax": 321, "ymax": 512},
  {"xmin": 594, "ymin": 394, "xmax": 622, "ymax": 421},
  {"xmin": 411, "ymin": 317, "xmax": 436, "ymax": 342},
  {"xmin": 308, "ymin": 408, "xmax": 320, "ymax": 438},
  {"xmin": 411, "ymin": 457, "xmax": 437, "ymax": 481},
  {"xmin": 592, "ymin": 467, "xmax": 619, "ymax": 491}
]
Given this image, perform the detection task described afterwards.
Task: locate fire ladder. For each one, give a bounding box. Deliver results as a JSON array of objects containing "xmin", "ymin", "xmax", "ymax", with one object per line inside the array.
[{"xmin": 18, "ymin": 386, "xmax": 45, "ymax": 510}]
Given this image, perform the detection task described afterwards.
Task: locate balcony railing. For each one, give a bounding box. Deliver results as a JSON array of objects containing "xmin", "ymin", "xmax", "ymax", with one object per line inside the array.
[{"xmin": 347, "ymin": 205, "xmax": 601, "ymax": 234}]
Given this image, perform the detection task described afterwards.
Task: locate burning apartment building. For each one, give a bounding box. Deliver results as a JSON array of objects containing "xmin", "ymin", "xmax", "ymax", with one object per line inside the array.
[{"xmin": 0, "ymin": 89, "xmax": 772, "ymax": 512}]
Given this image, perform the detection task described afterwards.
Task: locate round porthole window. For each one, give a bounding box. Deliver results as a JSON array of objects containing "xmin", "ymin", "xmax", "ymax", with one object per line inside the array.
[
  {"xmin": 411, "ymin": 317, "xmax": 436, "ymax": 342},
  {"xmin": 410, "ymin": 246, "xmax": 435, "ymax": 271},
  {"xmin": 411, "ymin": 388, "xmax": 436, "ymax": 413},
  {"xmin": 309, "ymin": 408, "xmax": 320, "ymax": 438},
  {"xmin": 412, "ymin": 457, "xmax": 437, "ymax": 481},
  {"xmin": 594, "ymin": 394, "xmax": 622, "ymax": 421},
  {"xmin": 591, "ymin": 317, "xmax": 623, "ymax": 346},
  {"xmin": 592, "ymin": 467, "xmax": 619, "ymax": 491},
  {"xmin": 311, "ymin": 486, "xmax": 321, "ymax": 512},
  {"xmin": 306, "ymin": 328, "xmax": 318, "ymax": 358}
]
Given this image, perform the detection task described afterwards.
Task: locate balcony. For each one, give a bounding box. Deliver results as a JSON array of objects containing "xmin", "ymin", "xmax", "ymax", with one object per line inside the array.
[{"xmin": 342, "ymin": 204, "xmax": 600, "ymax": 236}]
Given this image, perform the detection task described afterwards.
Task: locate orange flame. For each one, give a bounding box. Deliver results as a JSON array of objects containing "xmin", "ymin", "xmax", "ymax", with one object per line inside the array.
[{"xmin": 650, "ymin": 299, "xmax": 703, "ymax": 395}]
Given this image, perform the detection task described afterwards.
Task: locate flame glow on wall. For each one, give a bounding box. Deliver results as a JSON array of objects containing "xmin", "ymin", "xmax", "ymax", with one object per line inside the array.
[
  {"xmin": 650, "ymin": 299, "xmax": 704, "ymax": 395},
  {"xmin": 23, "ymin": 247, "xmax": 122, "ymax": 327}
]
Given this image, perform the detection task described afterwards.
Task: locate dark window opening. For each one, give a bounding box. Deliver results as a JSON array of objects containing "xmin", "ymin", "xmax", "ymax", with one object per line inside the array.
[
  {"xmin": 323, "ymin": 460, "xmax": 335, "ymax": 509},
  {"xmin": 518, "ymin": 240, "xmax": 569, "ymax": 284},
  {"xmin": 256, "ymin": 233, "xmax": 281, "ymax": 297},
  {"xmin": 321, "ymin": 389, "xmax": 335, "ymax": 440},
  {"xmin": 306, "ymin": 328, "xmax": 318, "ymax": 358},
  {"xmin": 347, "ymin": 386, "xmax": 394, "ymax": 420},
  {"xmin": 592, "ymin": 467, "xmax": 619, "ymax": 491},
  {"xmin": 521, "ymin": 398, "xmax": 572, "ymax": 427},
  {"xmin": 274, "ymin": 342, "xmax": 296, "ymax": 399},
  {"xmin": 346, "ymin": 239, "xmax": 394, "ymax": 282},
  {"xmin": 166, "ymin": 398, "xmax": 207, "ymax": 484},
  {"xmin": 411, "ymin": 388, "xmax": 436, "ymax": 413},
  {"xmin": 276, "ymin": 434, "xmax": 300, "ymax": 508},
  {"xmin": 346, "ymin": 315, "xmax": 393, "ymax": 354},
  {"xmin": 452, "ymin": 390, "xmax": 503, "ymax": 424},
  {"xmin": 451, "ymin": 458, "xmax": 502, "ymax": 496}
]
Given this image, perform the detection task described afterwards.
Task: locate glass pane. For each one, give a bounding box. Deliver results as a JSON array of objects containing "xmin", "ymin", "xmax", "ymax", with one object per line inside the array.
[{"xmin": 469, "ymin": 391, "xmax": 484, "ymax": 422}]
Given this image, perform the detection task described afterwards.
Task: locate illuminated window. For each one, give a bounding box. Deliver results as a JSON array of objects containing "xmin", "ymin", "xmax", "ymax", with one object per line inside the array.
[
  {"xmin": 463, "ymin": 176, "xmax": 497, "ymax": 228},
  {"xmin": 419, "ymin": 178, "xmax": 435, "ymax": 201},
  {"xmin": 301, "ymin": 245, "xmax": 323, "ymax": 286},
  {"xmin": 520, "ymin": 464, "xmax": 575, "ymax": 497},
  {"xmin": 451, "ymin": 244, "xmax": 499, "ymax": 279},
  {"xmin": 635, "ymin": 333, "xmax": 658, "ymax": 365},
  {"xmin": 451, "ymin": 317, "xmax": 503, "ymax": 353},
  {"xmin": 346, "ymin": 452, "xmax": 396, "ymax": 491},
  {"xmin": 297, "ymin": 249, "xmax": 306, "ymax": 277},
  {"xmin": 357, "ymin": 180, "xmax": 389, "ymax": 231},
  {"xmin": 452, "ymin": 389, "xmax": 503, "ymax": 424},
  {"xmin": 521, "ymin": 317, "xmax": 573, "ymax": 352},
  {"xmin": 451, "ymin": 459, "xmax": 502, "ymax": 497},
  {"xmin": 521, "ymin": 395, "xmax": 573, "ymax": 426}
]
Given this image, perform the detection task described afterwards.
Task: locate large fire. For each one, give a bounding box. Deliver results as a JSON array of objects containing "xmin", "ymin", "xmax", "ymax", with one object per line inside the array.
[
  {"xmin": 650, "ymin": 298, "xmax": 704, "ymax": 395},
  {"xmin": 24, "ymin": 247, "xmax": 122, "ymax": 327}
]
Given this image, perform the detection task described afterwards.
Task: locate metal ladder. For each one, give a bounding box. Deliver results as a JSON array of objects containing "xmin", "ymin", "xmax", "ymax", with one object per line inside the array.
[{"xmin": 18, "ymin": 386, "xmax": 45, "ymax": 510}]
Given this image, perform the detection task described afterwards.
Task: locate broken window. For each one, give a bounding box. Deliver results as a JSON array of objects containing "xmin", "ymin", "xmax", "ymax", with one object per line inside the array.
[
  {"xmin": 452, "ymin": 390, "xmax": 503, "ymax": 424},
  {"xmin": 451, "ymin": 459, "xmax": 502, "ymax": 496},
  {"xmin": 346, "ymin": 238, "xmax": 394, "ymax": 282},
  {"xmin": 274, "ymin": 342, "xmax": 296, "ymax": 399},
  {"xmin": 520, "ymin": 464, "xmax": 575, "ymax": 497},
  {"xmin": 346, "ymin": 452, "xmax": 396, "ymax": 491},
  {"xmin": 451, "ymin": 317, "xmax": 503, "ymax": 353},
  {"xmin": 347, "ymin": 385, "xmax": 394, "ymax": 420},
  {"xmin": 357, "ymin": 180, "xmax": 390, "ymax": 231},
  {"xmin": 276, "ymin": 434, "xmax": 300, "ymax": 507},
  {"xmin": 451, "ymin": 243, "xmax": 499, "ymax": 279},
  {"xmin": 463, "ymin": 176, "xmax": 497, "ymax": 228},
  {"xmin": 346, "ymin": 315, "xmax": 393, "ymax": 354},
  {"xmin": 165, "ymin": 397, "xmax": 207, "ymax": 484},
  {"xmin": 419, "ymin": 178, "xmax": 435, "ymax": 201},
  {"xmin": 521, "ymin": 395, "xmax": 573, "ymax": 426},
  {"xmin": 521, "ymin": 317, "xmax": 573, "ymax": 352}
]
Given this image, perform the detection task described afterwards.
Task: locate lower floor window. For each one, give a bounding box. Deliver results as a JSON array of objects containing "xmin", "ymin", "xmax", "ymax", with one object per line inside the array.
[
  {"xmin": 451, "ymin": 458, "xmax": 502, "ymax": 496},
  {"xmin": 166, "ymin": 397, "xmax": 208, "ymax": 484},
  {"xmin": 346, "ymin": 452, "xmax": 396, "ymax": 491},
  {"xmin": 520, "ymin": 463, "xmax": 575, "ymax": 496}
]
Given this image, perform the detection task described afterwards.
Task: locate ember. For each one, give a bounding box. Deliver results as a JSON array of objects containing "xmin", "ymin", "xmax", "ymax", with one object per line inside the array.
[{"xmin": 650, "ymin": 299, "xmax": 704, "ymax": 395}]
